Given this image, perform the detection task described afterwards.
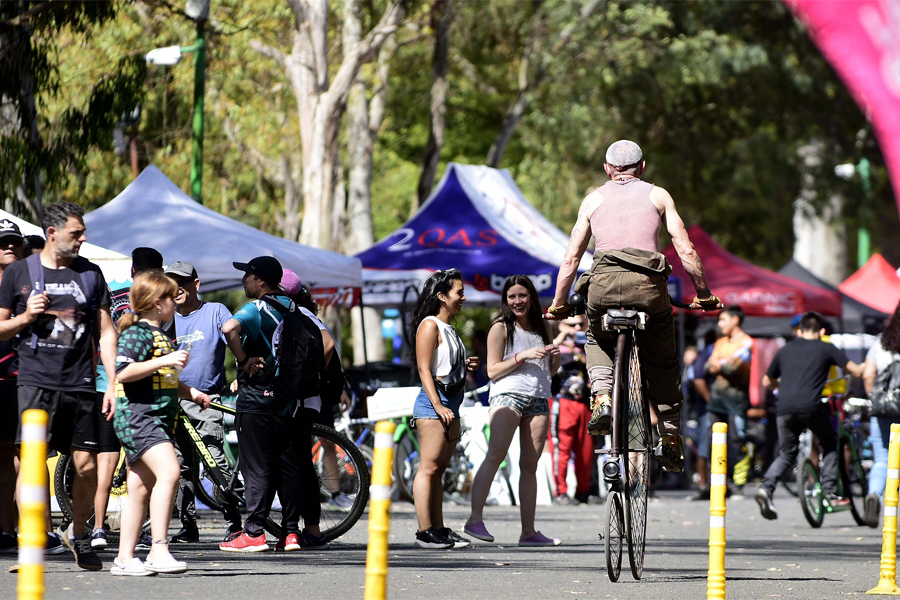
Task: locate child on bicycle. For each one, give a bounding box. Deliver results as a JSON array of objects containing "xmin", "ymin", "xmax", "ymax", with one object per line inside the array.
[
  {"xmin": 111, "ymin": 271, "xmax": 211, "ymax": 576},
  {"xmin": 755, "ymin": 312, "xmax": 864, "ymax": 520}
]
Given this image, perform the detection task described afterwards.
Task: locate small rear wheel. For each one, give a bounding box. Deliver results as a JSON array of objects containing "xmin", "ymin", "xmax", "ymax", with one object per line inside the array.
[
  {"xmin": 799, "ymin": 458, "xmax": 824, "ymax": 528},
  {"xmin": 605, "ymin": 490, "xmax": 624, "ymax": 582}
]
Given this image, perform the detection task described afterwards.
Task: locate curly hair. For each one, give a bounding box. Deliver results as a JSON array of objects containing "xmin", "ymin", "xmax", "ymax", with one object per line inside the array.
[{"xmin": 881, "ymin": 301, "xmax": 900, "ymax": 354}]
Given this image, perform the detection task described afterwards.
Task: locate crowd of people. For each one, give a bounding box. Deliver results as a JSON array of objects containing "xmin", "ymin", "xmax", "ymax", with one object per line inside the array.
[
  {"xmin": 0, "ymin": 202, "xmax": 344, "ymax": 576},
  {"xmin": 2, "ymin": 138, "xmax": 899, "ymax": 578}
]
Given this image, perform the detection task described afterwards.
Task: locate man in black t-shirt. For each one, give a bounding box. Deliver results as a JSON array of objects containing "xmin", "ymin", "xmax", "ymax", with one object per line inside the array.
[
  {"xmin": 0, "ymin": 203, "xmax": 116, "ymax": 571},
  {"xmin": 755, "ymin": 312, "xmax": 864, "ymax": 520}
]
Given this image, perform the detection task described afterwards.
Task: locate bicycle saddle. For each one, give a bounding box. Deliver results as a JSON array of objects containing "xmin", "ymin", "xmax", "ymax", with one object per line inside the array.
[{"xmin": 602, "ymin": 308, "xmax": 648, "ymax": 331}]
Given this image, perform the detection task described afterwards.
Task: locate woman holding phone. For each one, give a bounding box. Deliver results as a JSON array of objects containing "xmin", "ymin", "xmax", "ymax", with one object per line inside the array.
[
  {"xmin": 410, "ymin": 269, "xmax": 480, "ymax": 549},
  {"xmin": 465, "ymin": 275, "xmax": 562, "ymax": 546}
]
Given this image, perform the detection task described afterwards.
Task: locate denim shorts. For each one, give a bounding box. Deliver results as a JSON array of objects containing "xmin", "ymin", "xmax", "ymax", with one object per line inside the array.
[
  {"xmin": 412, "ymin": 386, "xmax": 464, "ymax": 421},
  {"xmin": 489, "ymin": 392, "xmax": 550, "ymax": 418}
]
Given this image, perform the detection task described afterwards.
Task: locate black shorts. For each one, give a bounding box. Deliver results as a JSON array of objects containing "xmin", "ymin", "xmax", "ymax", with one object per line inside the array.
[
  {"xmin": 95, "ymin": 392, "xmax": 121, "ymax": 454},
  {"xmin": 112, "ymin": 400, "xmax": 176, "ymax": 465},
  {"xmin": 0, "ymin": 379, "xmax": 16, "ymax": 442},
  {"xmin": 17, "ymin": 386, "xmax": 97, "ymax": 454}
]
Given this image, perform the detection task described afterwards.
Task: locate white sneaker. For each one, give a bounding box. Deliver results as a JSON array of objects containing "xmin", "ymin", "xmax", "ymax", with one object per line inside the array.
[
  {"xmin": 144, "ymin": 555, "xmax": 188, "ymax": 574},
  {"xmin": 755, "ymin": 487, "xmax": 778, "ymax": 520},
  {"xmin": 110, "ymin": 557, "xmax": 156, "ymax": 577}
]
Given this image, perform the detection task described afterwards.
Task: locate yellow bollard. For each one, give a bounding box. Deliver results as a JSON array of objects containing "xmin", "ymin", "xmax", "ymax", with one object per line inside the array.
[
  {"xmin": 18, "ymin": 410, "xmax": 48, "ymax": 600},
  {"xmin": 867, "ymin": 423, "xmax": 900, "ymax": 595},
  {"xmin": 365, "ymin": 421, "xmax": 396, "ymax": 600},
  {"xmin": 708, "ymin": 422, "xmax": 728, "ymax": 600}
]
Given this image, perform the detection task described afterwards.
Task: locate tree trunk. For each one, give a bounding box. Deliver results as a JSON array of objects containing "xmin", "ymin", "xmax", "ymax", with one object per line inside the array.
[{"xmin": 416, "ymin": 0, "xmax": 453, "ymax": 208}]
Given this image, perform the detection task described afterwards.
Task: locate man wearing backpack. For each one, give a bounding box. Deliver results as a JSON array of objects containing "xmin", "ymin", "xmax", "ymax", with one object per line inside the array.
[
  {"xmin": 219, "ymin": 256, "xmax": 335, "ymax": 553},
  {"xmin": 755, "ymin": 312, "xmax": 864, "ymax": 521},
  {"xmin": 0, "ymin": 203, "xmax": 116, "ymax": 571}
]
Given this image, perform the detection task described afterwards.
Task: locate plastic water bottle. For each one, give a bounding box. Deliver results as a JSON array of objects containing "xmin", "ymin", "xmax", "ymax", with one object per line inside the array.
[{"xmin": 163, "ymin": 343, "xmax": 192, "ymax": 387}]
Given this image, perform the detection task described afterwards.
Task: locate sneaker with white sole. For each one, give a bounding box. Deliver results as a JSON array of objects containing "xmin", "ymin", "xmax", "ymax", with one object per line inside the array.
[
  {"xmin": 110, "ymin": 557, "xmax": 156, "ymax": 577},
  {"xmin": 219, "ymin": 532, "xmax": 269, "ymax": 553},
  {"xmin": 437, "ymin": 527, "xmax": 470, "ymax": 549},
  {"xmin": 46, "ymin": 532, "xmax": 68, "ymax": 555},
  {"xmin": 144, "ymin": 554, "xmax": 188, "ymax": 574},
  {"xmin": 865, "ymin": 493, "xmax": 882, "ymax": 528},
  {"xmin": 136, "ymin": 531, "xmax": 153, "ymax": 551},
  {"xmin": 755, "ymin": 487, "xmax": 778, "ymax": 520},
  {"xmin": 414, "ymin": 528, "xmax": 452, "ymax": 549},
  {"xmin": 91, "ymin": 528, "xmax": 108, "ymax": 550}
]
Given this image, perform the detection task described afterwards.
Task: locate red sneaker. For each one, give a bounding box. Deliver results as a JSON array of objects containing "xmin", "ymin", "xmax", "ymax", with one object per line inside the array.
[
  {"xmin": 219, "ymin": 532, "xmax": 269, "ymax": 553},
  {"xmin": 284, "ymin": 533, "xmax": 300, "ymax": 552}
]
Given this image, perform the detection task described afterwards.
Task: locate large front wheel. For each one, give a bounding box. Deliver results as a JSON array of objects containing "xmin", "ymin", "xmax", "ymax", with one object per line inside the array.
[
  {"xmin": 799, "ymin": 458, "xmax": 824, "ymax": 528},
  {"xmin": 623, "ymin": 334, "xmax": 650, "ymax": 580}
]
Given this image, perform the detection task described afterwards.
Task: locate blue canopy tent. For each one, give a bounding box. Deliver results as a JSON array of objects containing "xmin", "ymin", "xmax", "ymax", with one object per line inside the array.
[{"xmin": 357, "ymin": 163, "xmax": 592, "ymax": 306}]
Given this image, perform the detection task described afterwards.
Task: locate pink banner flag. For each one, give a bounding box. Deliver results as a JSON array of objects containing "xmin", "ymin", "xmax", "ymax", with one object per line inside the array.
[{"xmin": 786, "ymin": 0, "xmax": 900, "ymax": 215}]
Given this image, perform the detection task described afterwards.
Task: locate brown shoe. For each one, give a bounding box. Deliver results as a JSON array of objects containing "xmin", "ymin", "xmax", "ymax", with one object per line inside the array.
[{"xmin": 587, "ymin": 394, "xmax": 611, "ymax": 436}]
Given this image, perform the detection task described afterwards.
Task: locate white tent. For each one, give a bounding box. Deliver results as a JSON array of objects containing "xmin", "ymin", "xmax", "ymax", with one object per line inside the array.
[
  {"xmin": 0, "ymin": 209, "xmax": 132, "ymax": 285},
  {"xmin": 356, "ymin": 163, "xmax": 592, "ymax": 306},
  {"xmin": 83, "ymin": 166, "xmax": 363, "ymax": 298}
]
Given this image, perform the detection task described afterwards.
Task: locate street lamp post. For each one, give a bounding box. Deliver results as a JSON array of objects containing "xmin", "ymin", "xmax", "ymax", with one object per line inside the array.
[
  {"xmin": 835, "ymin": 159, "xmax": 873, "ymax": 269},
  {"xmin": 144, "ymin": 0, "xmax": 209, "ymax": 204}
]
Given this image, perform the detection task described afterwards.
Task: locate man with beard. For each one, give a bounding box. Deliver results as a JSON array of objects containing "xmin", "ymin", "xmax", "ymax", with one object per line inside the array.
[{"xmin": 0, "ymin": 203, "xmax": 116, "ymax": 571}]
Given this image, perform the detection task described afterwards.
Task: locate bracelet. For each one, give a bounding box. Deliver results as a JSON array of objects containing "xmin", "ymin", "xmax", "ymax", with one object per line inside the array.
[
  {"xmin": 514, "ymin": 353, "xmax": 524, "ymax": 365},
  {"xmin": 237, "ymin": 356, "xmax": 249, "ymax": 367}
]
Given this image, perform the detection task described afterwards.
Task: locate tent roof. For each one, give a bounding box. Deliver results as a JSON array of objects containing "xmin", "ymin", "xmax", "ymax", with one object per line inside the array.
[
  {"xmin": 83, "ymin": 166, "xmax": 362, "ymax": 293},
  {"xmin": 356, "ymin": 163, "xmax": 592, "ymax": 305},
  {"xmin": 778, "ymin": 259, "xmax": 888, "ymax": 334},
  {"xmin": 839, "ymin": 254, "xmax": 900, "ymax": 315},
  {"xmin": 0, "ymin": 209, "xmax": 132, "ymax": 284},
  {"xmin": 662, "ymin": 226, "xmax": 842, "ymax": 316}
]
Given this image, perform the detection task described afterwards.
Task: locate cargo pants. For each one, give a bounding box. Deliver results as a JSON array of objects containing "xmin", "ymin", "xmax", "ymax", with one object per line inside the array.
[{"xmin": 574, "ymin": 248, "xmax": 683, "ymax": 436}]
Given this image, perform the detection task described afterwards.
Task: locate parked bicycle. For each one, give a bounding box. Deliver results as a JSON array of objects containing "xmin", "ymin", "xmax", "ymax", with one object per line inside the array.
[{"xmin": 56, "ymin": 400, "xmax": 370, "ymax": 542}]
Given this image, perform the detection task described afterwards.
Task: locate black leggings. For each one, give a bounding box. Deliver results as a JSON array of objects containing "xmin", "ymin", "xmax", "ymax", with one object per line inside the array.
[{"xmin": 280, "ymin": 409, "xmax": 322, "ymax": 535}]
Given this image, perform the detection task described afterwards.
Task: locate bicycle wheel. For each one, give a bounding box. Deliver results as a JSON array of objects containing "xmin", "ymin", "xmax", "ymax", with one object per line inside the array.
[
  {"xmin": 780, "ymin": 466, "xmax": 799, "ymax": 497},
  {"xmin": 54, "ymin": 454, "xmax": 76, "ymax": 523},
  {"xmin": 838, "ymin": 438, "xmax": 868, "ymax": 527},
  {"xmin": 393, "ymin": 432, "xmax": 419, "ymax": 502},
  {"xmin": 194, "ymin": 461, "xmax": 228, "ymax": 513},
  {"xmin": 798, "ymin": 458, "xmax": 824, "ymax": 528},
  {"xmin": 623, "ymin": 333, "xmax": 650, "ymax": 580},
  {"xmin": 309, "ymin": 424, "xmax": 370, "ymax": 541},
  {"xmin": 605, "ymin": 490, "xmax": 624, "ymax": 582}
]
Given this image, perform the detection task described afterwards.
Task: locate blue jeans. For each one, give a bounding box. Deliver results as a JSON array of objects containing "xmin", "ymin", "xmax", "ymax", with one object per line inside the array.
[
  {"xmin": 412, "ymin": 387, "xmax": 464, "ymax": 421},
  {"xmin": 869, "ymin": 416, "xmax": 900, "ymax": 497}
]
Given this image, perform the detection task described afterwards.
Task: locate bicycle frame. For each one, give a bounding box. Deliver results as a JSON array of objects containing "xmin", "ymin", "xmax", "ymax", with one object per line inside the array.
[
  {"xmin": 178, "ymin": 402, "xmax": 243, "ymax": 505},
  {"xmin": 602, "ymin": 333, "xmax": 630, "ymax": 483}
]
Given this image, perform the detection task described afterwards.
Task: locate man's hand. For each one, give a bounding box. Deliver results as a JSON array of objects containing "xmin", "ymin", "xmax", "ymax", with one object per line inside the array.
[
  {"xmin": 545, "ymin": 304, "xmax": 573, "ymax": 321},
  {"xmin": 24, "ymin": 293, "xmax": 50, "ymax": 323},
  {"xmin": 243, "ymin": 357, "xmax": 265, "ymax": 375},
  {"xmin": 692, "ymin": 293, "xmax": 723, "ymax": 311},
  {"xmin": 191, "ymin": 388, "xmax": 212, "ymax": 410},
  {"xmin": 102, "ymin": 386, "xmax": 116, "ymax": 421}
]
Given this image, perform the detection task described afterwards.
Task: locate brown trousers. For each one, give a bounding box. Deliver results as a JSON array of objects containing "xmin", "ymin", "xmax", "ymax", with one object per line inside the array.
[{"xmin": 575, "ymin": 249, "xmax": 682, "ymax": 436}]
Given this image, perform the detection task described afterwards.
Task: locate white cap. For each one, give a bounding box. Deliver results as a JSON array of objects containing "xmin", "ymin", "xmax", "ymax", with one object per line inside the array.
[{"xmin": 605, "ymin": 140, "xmax": 643, "ymax": 167}]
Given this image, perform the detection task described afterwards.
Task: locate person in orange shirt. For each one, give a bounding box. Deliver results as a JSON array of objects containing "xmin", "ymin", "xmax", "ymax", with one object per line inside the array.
[{"xmin": 705, "ymin": 306, "xmax": 753, "ymax": 486}]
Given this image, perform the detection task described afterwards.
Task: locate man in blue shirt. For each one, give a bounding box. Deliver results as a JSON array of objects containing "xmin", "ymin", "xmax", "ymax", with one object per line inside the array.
[
  {"xmin": 166, "ymin": 261, "xmax": 246, "ymax": 543},
  {"xmin": 219, "ymin": 256, "xmax": 291, "ymax": 553}
]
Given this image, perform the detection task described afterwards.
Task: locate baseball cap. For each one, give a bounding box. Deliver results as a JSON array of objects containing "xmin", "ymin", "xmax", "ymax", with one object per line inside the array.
[
  {"xmin": 233, "ymin": 256, "xmax": 283, "ymax": 286},
  {"xmin": 605, "ymin": 140, "xmax": 643, "ymax": 167},
  {"xmin": 280, "ymin": 269, "xmax": 303, "ymax": 296},
  {"xmin": 790, "ymin": 314, "xmax": 803, "ymax": 329},
  {"xmin": 0, "ymin": 220, "xmax": 24, "ymax": 240},
  {"xmin": 165, "ymin": 261, "xmax": 198, "ymax": 279}
]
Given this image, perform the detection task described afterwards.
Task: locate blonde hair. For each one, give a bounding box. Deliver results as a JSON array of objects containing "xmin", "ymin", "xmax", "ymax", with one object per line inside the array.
[{"xmin": 116, "ymin": 271, "xmax": 179, "ymax": 334}]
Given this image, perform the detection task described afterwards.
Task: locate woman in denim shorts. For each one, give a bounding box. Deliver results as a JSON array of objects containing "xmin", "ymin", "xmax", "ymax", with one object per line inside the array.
[
  {"xmin": 465, "ymin": 275, "xmax": 562, "ymax": 546},
  {"xmin": 410, "ymin": 269, "xmax": 480, "ymax": 549}
]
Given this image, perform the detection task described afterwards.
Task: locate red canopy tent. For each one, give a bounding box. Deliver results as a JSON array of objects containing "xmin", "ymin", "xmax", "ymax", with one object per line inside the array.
[
  {"xmin": 662, "ymin": 226, "xmax": 842, "ymax": 316},
  {"xmin": 839, "ymin": 254, "xmax": 900, "ymax": 315}
]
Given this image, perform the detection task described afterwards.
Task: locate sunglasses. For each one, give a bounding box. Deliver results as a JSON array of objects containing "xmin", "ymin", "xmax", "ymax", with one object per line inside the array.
[{"xmin": 0, "ymin": 237, "xmax": 23, "ymax": 249}]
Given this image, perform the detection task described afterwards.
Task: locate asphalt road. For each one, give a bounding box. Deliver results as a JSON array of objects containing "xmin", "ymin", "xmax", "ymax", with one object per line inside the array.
[{"xmin": 0, "ymin": 487, "xmax": 889, "ymax": 600}]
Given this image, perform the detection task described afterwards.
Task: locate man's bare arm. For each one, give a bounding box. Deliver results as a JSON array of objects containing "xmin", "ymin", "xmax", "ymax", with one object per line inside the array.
[
  {"xmin": 655, "ymin": 187, "xmax": 710, "ymax": 296},
  {"xmin": 551, "ymin": 195, "xmax": 595, "ymax": 307}
]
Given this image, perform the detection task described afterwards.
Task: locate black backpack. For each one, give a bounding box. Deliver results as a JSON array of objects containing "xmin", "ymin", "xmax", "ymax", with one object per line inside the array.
[
  {"xmin": 319, "ymin": 351, "xmax": 346, "ymax": 407},
  {"xmin": 871, "ymin": 353, "xmax": 900, "ymax": 418},
  {"xmin": 260, "ymin": 296, "xmax": 326, "ymax": 410}
]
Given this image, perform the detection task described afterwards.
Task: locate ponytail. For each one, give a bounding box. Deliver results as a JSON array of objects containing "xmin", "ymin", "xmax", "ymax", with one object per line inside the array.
[{"xmin": 117, "ymin": 271, "xmax": 178, "ymax": 334}]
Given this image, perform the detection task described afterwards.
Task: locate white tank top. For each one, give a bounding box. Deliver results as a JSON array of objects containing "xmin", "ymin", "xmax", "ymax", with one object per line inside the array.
[
  {"xmin": 489, "ymin": 324, "xmax": 552, "ymax": 399},
  {"xmin": 420, "ymin": 316, "xmax": 465, "ymax": 377}
]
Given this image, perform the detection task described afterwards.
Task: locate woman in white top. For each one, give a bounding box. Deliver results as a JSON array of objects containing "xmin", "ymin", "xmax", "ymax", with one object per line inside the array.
[
  {"xmin": 465, "ymin": 275, "xmax": 561, "ymax": 546},
  {"xmin": 410, "ymin": 269, "xmax": 480, "ymax": 549},
  {"xmin": 863, "ymin": 301, "xmax": 900, "ymax": 526}
]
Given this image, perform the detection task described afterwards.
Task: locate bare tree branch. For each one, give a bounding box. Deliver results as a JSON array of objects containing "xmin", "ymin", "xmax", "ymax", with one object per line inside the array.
[{"xmin": 249, "ymin": 39, "xmax": 287, "ymax": 68}]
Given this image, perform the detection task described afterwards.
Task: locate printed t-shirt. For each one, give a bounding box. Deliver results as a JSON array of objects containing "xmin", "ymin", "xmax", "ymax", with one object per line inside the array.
[
  {"xmin": 0, "ymin": 256, "xmax": 110, "ymax": 392},
  {"xmin": 173, "ymin": 302, "xmax": 232, "ymax": 394},
  {"xmin": 766, "ymin": 337, "xmax": 849, "ymax": 416}
]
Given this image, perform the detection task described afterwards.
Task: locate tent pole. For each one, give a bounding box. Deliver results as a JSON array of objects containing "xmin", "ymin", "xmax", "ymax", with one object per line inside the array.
[{"xmin": 358, "ymin": 291, "xmax": 372, "ymax": 388}]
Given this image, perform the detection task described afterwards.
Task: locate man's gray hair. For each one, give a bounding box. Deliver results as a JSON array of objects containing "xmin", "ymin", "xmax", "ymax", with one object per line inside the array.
[{"xmin": 605, "ymin": 140, "xmax": 643, "ymax": 167}]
